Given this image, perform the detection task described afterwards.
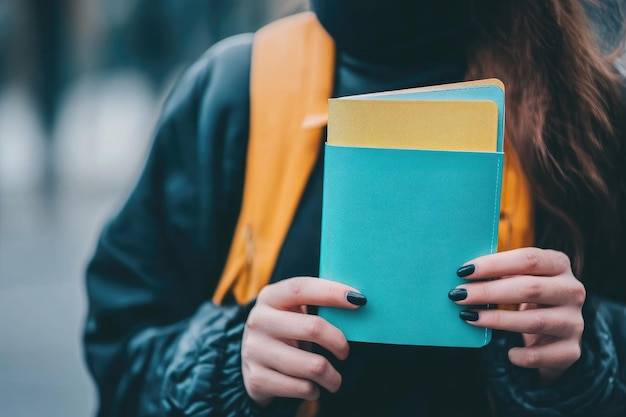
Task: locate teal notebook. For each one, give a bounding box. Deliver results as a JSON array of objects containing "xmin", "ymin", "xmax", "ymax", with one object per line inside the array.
[{"xmin": 318, "ymin": 80, "xmax": 505, "ymax": 347}]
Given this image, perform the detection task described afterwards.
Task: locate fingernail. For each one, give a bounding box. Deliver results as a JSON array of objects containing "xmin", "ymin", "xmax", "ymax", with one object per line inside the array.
[
  {"xmin": 457, "ymin": 264, "xmax": 475, "ymax": 277},
  {"xmin": 460, "ymin": 310, "xmax": 479, "ymax": 322},
  {"xmin": 346, "ymin": 291, "xmax": 367, "ymax": 306},
  {"xmin": 448, "ymin": 288, "xmax": 468, "ymax": 301}
]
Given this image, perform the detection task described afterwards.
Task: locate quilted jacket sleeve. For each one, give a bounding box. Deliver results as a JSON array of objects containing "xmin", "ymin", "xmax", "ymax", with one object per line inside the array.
[
  {"xmin": 83, "ymin": 34, "xmax": 259, "ymax": 417},
  {"xmin": 159, "ymin": 302, "xmax": 260, "ymax": 416},
  {"xmin": 484, "ymin": 294, "xmax": 626, "ymax": 417}
]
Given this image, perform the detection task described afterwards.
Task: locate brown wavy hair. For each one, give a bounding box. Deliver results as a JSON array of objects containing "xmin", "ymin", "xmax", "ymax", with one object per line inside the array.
[{"xmin": 466, "ymin": 0, "xmax": 626, "ymax": 300}]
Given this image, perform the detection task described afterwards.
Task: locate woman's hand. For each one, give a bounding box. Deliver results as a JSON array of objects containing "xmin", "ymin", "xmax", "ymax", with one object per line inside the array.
[
  {"xmin": 449, "ymin": 247, "xmax": 586, "ymax": 382},
  {"xmin": 242, "ymin": 277, "xmax": 365, "ymax": 406}
]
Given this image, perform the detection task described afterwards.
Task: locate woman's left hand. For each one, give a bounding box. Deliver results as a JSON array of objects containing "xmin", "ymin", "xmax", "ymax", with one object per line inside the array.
[{"xmin": 449, "ymin": 247, "xmax": 586, "ymax": 382}]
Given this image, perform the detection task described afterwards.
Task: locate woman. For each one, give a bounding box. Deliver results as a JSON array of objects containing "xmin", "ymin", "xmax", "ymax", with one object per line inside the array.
[{"xmin": 84, "ymin": 1, "xmax": 626, "ymax": 416}]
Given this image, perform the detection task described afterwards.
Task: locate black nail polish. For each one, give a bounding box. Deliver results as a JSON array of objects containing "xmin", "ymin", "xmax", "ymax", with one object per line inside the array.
[
  {"xmin": 460, "ymin": 310, "xmax": 479, "ymax": 322},
  {"xmin": 448, "ymin": 288, "xmax": 468, "ymax": 301},
  {"xmin": 457, "ymin": 264, "xmax": 475, "ymax": 277},
  {"xmin": 346, "ymin": 291, "xmax": 367, "ymax": 306}
]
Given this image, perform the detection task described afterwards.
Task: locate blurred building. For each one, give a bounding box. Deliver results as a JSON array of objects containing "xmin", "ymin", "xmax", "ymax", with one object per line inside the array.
[
  {"xmin": 0, "ymin": 2, "xmax": 306, "ymax": 417},
  {"xmin": 101, "ymin": 0, "xmax": 308, "ymax": 87},
  {"xmin": 0, "ymin": 0, "xmax": 308, "ymax": 195}
]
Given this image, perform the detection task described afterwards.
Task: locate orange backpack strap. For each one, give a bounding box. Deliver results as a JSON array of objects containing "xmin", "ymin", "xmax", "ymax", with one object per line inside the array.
[
  {"xmin": 498, "ymin": 142, "xmax": 535, "ymax": 251},
  {"xmin": 213, "ymin": 12, "xmax": 335, "ymax": 305}
]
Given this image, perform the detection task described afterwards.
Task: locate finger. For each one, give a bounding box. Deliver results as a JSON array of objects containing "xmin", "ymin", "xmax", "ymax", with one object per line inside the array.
[
  {"xmin": 451, "ymin": 275, "xmax": 586, "ymax": 307},
  {"xmin": 458, "ymin": 248, "xmax": 571, "ymax": 280},
  {"xmin": 258, "ymin": 277, "xmax": 365, "ymax": 310},
  {"xmin": 243, "ymin": 364, "xmax": 321, "ymax": 404},
  {"xmin": 459, "ymin": 307, "xmax": 583, "ymax": 338},
  {"xmin": 249, "ymin": 337, "xmax": 342, "ymax": 394},
  {"xmin": 247, "ymin": 307, "xmax": 349, "ymax": 360},
  {"xmin": 507, "ymin": 339, "xmax": 582, "ymax": 371}
]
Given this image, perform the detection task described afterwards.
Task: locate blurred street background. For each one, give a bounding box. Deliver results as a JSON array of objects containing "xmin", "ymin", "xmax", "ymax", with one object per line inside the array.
[{"xmin": 0, "ymin": 1, "xmax": 306, "ymax": 416}]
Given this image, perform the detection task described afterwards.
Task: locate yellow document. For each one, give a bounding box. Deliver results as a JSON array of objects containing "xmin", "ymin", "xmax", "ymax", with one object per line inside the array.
[{"xmin": 327, "ymin": 99, "xmax": 498, "ymax": 152}]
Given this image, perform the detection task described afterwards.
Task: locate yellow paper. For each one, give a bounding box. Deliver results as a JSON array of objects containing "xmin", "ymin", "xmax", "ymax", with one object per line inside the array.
[{"xmin": 327, "ymin": 99, "xmax": 498, "ymax": 152}]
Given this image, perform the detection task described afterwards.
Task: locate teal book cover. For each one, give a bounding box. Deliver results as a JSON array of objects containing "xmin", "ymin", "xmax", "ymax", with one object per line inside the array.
[{"xmin": 318, "ymin": 80, "xmax": 505, "ymax": 347}]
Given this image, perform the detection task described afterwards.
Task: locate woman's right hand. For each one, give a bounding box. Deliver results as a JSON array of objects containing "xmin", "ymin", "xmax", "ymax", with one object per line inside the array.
[{"xmin": 241, "ymin": 277, "xmax": 366, "ymax": 406}]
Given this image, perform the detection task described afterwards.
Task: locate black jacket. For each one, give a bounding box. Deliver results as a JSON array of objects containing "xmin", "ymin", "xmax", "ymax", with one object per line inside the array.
[{"xmin": 84, "ymin": 31, "xmax": 626, "ymax": 417}]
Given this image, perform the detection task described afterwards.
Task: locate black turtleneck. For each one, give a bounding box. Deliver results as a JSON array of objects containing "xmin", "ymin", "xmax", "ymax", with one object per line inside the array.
[
  {"xmin": 316, "ymin": 0, "xmax": 471, "ymax": 97},
  {"xmin": 312, "ymin": 0, "xmax": 470, "ymax": 66}
]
